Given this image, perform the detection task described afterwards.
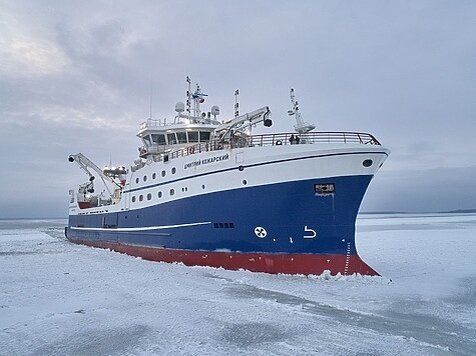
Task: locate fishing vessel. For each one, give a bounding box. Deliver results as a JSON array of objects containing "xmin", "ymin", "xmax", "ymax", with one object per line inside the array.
[{"xmin": 65, "ymin": 77, "xmax": 389, "ymax": 276}]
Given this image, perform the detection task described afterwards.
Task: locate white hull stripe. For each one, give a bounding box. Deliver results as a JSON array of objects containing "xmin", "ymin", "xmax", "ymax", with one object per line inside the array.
[
  {"xmin": 124, "ymin": 151, "xmax": 388, "ymax": 194},
  {"xmin": 71, "ymin": 221, "xmax": 212, "ymax": 232}
]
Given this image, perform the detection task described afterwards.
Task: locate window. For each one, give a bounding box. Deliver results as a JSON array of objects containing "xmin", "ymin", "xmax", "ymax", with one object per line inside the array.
[
  {"xmin": 158, "ymin": 191, "xmax": 162, "ymax": 198},
  {"xmin": 170, "ymin": 189, "xmax": 175, "ymax": 196},
  {"xmin": 143, "ymin": 135, "xmax": 152, "ymax": 146},
  {"xmin": 199, "ymin": 131, "xmax": 210, "ymax": 142},
  {"xmin": 177, "ymin": 131, "xmax": 187, "ymax": 144},
  {"xmin": 139, "ymin": 195, "xmax": 143, "ymax": 201},
  {"xmin": 167, "ymin": 133, "xmax": 177, "ymax": 145},
  {"xmin": 147, "ymin": 193, "xmax": 152, "ymax": 200},
  {"xmin": 363, "ymin": 159, "xmax": 373, "ymax": 167},
  {"xmin": 202, "ymin": 184, "xmax": 206, "ymax": 189},
  {"xmin": 143, "ymin": 175, "xmax": 147, "ymax": 182},
  {"xmin": 132, "ymin": 196, "xmax": 136, "ymax": 202},
  {"xmin": 171, "ymin": 167, "xmax": 176, "ymax": 174},
  {"xmin": 161, "ymin": 170, "xmax": 166, "ymax": 177},
  {"xmin": 135, "ymin": 178, "xmax": 139, "ymax": 184},
  {"xmin": 152, "ymin": 173, "xmax": 156, "ymax": 179},
  {"xmin": 187, "ymin": 131, "xmax": 199, "ymax": 143},
  {"xmin": 242, "ymin": 180, "xmax": 247, "ymax": 185},
  {"xmin": 152, "ymin": 134, "xmax": 166, "ymax": 145}
]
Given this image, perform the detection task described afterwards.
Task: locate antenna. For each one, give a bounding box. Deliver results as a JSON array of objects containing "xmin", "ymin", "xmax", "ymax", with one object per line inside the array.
[
  {"xmin": 149, "ymin": 86, "xmax": 153, "ymax": 119},
  {"xmin": 288, "ymin": 88, "xmax": 315, "ymax": 134},
  {"xmin": 234, "ymin": 89, "xmax": 240, "ymax": 117},
  {"xmin": 186, "ymin": 76, "xmax": 192, "ymax": 119}
]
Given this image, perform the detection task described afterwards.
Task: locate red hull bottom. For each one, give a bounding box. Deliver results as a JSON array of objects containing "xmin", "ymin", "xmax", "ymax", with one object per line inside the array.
[{"xmin": 68, "ymin": 238, "xmax": 379, "ymax": 276}]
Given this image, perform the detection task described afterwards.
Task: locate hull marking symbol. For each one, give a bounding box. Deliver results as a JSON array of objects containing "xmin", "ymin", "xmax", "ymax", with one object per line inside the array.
[
  {"xmin": 303, "ymin": 226, "xmax": 317, "ymax": 239},
  {"xmin": 254, "ymin": 227, "xmax": 267, "ymax": 238}
]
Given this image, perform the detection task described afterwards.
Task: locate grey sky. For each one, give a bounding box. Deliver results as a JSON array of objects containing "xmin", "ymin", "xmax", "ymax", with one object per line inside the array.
[{"xmin": 0, "ymin": 1, "xmax": 475, "ymax": 218}]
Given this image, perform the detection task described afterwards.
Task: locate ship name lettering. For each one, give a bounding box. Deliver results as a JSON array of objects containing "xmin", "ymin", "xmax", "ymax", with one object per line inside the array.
[
  {"xmin": 201, "ymin": 153, "xmax": 229, "ymax": 165},
  {"xmin": 183, "ymin": 153, "xmax": 229, "ymax": 170},
  {"xmin": 184, "ymin": 160, "xmax": 201, "ymax": 170}
]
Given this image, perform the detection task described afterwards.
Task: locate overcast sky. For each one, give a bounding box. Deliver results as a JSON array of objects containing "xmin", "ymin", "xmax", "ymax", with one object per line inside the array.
[{"xmin": 1, "ymin": 1, "xmax": 475, "ymax": 218}]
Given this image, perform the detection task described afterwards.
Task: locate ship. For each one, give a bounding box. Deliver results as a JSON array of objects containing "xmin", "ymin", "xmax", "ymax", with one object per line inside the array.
[{"xmin": 65, "ymin": 77, "xmax": 389, "ymax": 276}]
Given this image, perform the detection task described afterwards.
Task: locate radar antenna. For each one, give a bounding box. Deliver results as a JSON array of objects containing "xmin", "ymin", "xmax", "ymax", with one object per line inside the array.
[
  {"xmin": 234, "ymin": 89, "xmax": 240, "ymax": 118},
  {"xmin": 185, "ymin": 76, "xmax": 208, "ymax": 120},
  {"xmin": 288, "ymin": 88, "xmax": 315, "ymax": 134}
]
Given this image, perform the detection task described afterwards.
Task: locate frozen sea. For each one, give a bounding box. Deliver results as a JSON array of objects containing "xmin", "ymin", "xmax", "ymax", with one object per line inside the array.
[{"xmin": 0, "ymin": 214, "xmax": 475, "ymax": 355}]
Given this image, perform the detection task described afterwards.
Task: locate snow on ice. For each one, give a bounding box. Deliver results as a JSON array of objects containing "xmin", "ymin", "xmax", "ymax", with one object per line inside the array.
[{"xmin": 0, "ymin": 214, "xmax": 475, "ymax": 355}]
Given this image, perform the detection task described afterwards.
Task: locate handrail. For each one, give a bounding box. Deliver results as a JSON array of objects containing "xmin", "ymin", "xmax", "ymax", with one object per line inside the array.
[{"xmin": 139, "ymin": 131, "xmax": 381, "ymax": 162}]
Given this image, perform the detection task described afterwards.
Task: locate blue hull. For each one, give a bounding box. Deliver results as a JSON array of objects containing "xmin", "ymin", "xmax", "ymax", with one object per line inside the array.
[{"xmin": 67, "ymin": 175, "xmax": 372, "ymax": 257}]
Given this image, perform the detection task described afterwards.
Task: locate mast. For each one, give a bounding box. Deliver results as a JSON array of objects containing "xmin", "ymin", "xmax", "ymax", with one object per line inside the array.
[{"xmin": 288, "ymin": 88, "xmax": 315, "ymax": 134}]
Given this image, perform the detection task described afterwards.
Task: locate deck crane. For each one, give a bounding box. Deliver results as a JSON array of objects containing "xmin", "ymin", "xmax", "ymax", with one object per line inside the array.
[
  {"xmin": 68, "ymin": 153, "xmax": 125, "ymax": 197},
  {"xmin": 212, "ymin": 106, "xmax": 272, "ymax": 144}
]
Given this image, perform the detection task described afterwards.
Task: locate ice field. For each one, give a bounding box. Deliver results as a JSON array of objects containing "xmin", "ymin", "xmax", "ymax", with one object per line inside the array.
[{"xmin": 0, "ymin": 214, "xmax": 475, "ymax": 355}]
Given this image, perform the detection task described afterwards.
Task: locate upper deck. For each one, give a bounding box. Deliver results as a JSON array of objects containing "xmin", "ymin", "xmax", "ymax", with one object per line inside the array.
[{"xmin": 144, "ymin": 131, "xmax": 381, "ymax": 162}]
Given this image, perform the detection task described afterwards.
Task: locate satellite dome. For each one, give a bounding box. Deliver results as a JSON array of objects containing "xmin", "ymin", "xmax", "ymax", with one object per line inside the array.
[
  {"xmin": 211, "ymin": 105, "xmax": 220, "ymax": 116},
  {"xmin": 175, "ymin": 102, "xmax": 185, "ymax": 113}
]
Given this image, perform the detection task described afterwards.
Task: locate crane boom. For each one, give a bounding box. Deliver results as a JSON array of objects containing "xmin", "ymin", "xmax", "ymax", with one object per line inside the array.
[
  {"xmin": 212, "ymin": 106, "xmax": 272, "ymax": 142},
  {"xmin": 68, "ymin": 153, "xmax": 122, "ymax": 196}
]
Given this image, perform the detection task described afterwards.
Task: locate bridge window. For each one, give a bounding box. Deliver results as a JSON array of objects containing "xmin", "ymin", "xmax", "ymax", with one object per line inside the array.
[
  {"xmin": 152, "ymin": 134, "xmax": 166, "ymax": 145},
  {"xmin": 142, "ymin": 135, "xmax": 152, "ymax": 146},
  {"xmin": 187, "ymin": 131, "xmax": 199, "ymax": 142},
  {"xmin": 199, "ymin": 131, "xmax": 210, "ymax": 142},
  {"xmin": 167, "ymin": 133, "xmax": 177, "ymax": 145},
  {"xmin": 177, "ymin": 131, "xmax": 187, "ymax": 144}
]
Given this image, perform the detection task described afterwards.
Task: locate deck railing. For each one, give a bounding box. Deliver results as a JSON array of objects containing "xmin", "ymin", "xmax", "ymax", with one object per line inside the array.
[{"xmin": 140, "ymin": 131, "xmax": 381, "ymax": 161}]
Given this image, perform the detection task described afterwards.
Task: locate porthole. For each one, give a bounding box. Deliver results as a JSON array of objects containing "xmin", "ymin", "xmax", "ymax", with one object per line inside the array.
[
  {"xmin": 147, "ymin": 193, "xmax": 152, "ymax": 200},
  {"xmin": 158, "ymin": 191, "xmax": 162, "ymax": 198},
  {"xmin": 242, "ymin": 180, "xmax": 248, "ymax": 185},
  {"xmin": 143, "ymin": 175, "xmax": 147, "ymax": 182},
  {"xmin": 152, "ymin": 173, "xmax": 156, "ymax": 179},
  {"xmin": 202, "ymin": 184, "xmax": 206, "ymax": 189},
  {"xmin": 170, "ymin": 189, "xmax": 175, "ymax": 196},
  {"xmin": 171, "ymin": 167, "xmax": 176, "ymax": 174},
  {"xmin": 132, "ymin": 196, "xmax": 136, "ymax": 203},
  {"xmin": 139, "ymin": 195, "xmax": 143, "ymax": 201},
  {"xmin": 135, "ymin": 178, "xmax": 139, "ymax": 184},
  {"xmin": 363, "ymin": 159, "xmax": 373, "ymax": 167},
  {"xmin": 161, "ymin": 170, "xmax": 166, "ymax": 177},
  {"xmin": 238, "ymin": 165, "xmax": 244, "ymax": 171}
]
